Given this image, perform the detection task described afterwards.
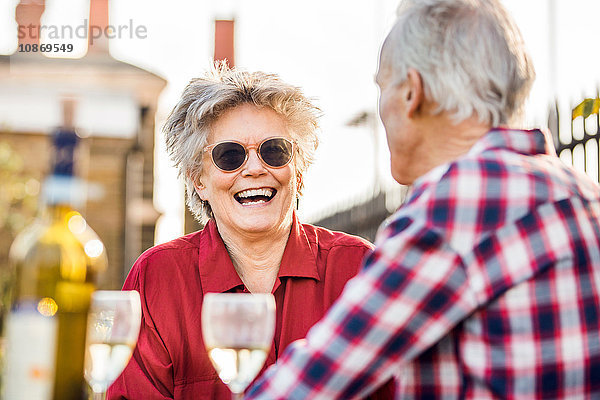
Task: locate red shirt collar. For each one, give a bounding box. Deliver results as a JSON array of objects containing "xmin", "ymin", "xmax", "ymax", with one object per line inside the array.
[{"xmin": 197, "ymin": 211, "xmax": 320, "ymax": 294}]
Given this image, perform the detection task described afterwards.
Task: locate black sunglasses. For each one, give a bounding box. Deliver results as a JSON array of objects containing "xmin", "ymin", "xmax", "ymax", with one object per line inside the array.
[{"xmin": 204, "ymin": 137, "xmax": 296, "ymax": 172}]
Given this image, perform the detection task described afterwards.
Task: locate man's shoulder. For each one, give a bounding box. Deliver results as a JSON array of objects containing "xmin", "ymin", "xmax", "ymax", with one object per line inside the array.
[
  {"xmin": 442, "ymin": 148, "xmax": 597, "ymax": 204},
  {"xmin": 414, "ymin": 149, "xmax": 563, "ymax": 207},
  {"xmin": 400, "ymin": 147, "xmax": 600, "ymax": 256}
]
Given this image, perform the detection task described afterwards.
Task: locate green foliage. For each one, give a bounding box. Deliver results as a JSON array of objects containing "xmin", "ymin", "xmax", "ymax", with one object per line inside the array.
[{"xmin": 572, "ymin": 98, "xmax": 600, "ymax": 120}]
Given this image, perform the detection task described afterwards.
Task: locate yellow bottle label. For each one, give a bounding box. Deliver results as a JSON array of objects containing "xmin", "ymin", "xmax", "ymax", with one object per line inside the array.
[{"xmin": 3, "ymin": 306, "xmax": 58, "ymax": 400}]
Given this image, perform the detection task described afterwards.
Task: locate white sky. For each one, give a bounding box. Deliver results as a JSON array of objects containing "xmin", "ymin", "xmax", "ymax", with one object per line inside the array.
[{"xmin": 2, "ymin": 0, "xmax": 600, "ymax": 243}]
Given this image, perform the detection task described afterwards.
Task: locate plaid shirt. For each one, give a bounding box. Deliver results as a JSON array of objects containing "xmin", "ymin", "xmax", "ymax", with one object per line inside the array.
[{"xmin": 245, "ymin": 128, "xmax": 600, "ymax": 399}]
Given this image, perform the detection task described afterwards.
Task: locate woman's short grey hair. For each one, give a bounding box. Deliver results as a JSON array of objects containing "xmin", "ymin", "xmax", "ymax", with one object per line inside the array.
[
  {"xmin": 386, "ymin": 0, "xmax": 535, "ymax": 126},
  {"xmin": 163, "ymin": 63, "xmax": 321, "ymax": 223}
]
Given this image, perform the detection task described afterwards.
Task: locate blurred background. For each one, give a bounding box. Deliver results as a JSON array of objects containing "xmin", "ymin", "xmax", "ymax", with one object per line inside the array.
[{"xmin": 1, "ymin": 0, "xmax": 600, "ymax": 289}]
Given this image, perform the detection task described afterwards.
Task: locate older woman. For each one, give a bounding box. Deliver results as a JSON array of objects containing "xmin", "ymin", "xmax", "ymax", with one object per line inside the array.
[{"xmin": 107, "ymin": 65, "xmax": 393, "ymax": 399}]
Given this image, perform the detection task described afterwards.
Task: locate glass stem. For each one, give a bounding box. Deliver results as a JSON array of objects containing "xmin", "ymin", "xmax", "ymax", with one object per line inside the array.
[
  {"xmin": 231, "ymin": 392, "xmax": 244, "ymax": 400},
  {"xmin": 93, "ymin": 391, "xmax": 107, "ymax": 400}
]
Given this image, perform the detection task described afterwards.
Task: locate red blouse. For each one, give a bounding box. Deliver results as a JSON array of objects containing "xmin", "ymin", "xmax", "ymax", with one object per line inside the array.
[{"xmin": 107, "ymin": 212, "xmax": 394, "ymax": 399}]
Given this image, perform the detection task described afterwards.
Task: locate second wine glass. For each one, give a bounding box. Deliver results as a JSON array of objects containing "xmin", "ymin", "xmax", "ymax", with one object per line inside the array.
[{"xmin": 201, "ymin": 293, "xmax": 276, "ymax": 400}]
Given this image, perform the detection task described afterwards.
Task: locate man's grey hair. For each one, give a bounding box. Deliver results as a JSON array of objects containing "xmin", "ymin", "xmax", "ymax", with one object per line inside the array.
[
  {"xmin": 386, "ymin": 0, "xmax": 535, "ymax": 126},
  {"xmin": 163, "ymin": 63, "xmax": 321, "ymax": 223}
]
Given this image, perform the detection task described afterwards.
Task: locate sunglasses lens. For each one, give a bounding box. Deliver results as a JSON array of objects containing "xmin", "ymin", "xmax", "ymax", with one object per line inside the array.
[
  {"xmin": 212, "ymin": 142, "xmax": 246, "ymax": 171},
  {"xmin": 260, "ymin": 138, "xmax": 293, "ymax": 167}
]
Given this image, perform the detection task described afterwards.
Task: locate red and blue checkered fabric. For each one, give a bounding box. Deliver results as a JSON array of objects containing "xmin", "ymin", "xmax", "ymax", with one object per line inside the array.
[{"xmin": 245, "ymin": 128, "xmax": 600, "ymax": 399}]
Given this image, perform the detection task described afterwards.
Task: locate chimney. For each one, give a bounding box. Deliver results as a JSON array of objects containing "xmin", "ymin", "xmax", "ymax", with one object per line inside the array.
[
  {"xmin": 15, "ymin": 0, "xmax": 45, "ymax": 46},
  {"xmin": 214, "ymin": 20, "xmax": 235, "ymax": 67},
  {"xmin": 61, "ymin": 97, "xmax": 76, "ymax": 130},
  {"xmin": 88, "ymin": 0, "xmax": 109, "ymax": 53}
]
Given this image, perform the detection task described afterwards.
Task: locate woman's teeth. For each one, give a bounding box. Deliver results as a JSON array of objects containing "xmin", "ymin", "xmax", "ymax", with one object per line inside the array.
[{"xmin": 234, "ymin": 188, "xmax": 275, "ymax": 205}]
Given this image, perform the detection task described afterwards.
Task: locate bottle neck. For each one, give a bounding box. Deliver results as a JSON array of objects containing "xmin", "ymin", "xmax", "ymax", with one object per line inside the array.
[
  {"xmin": 51, "ymin": 128, "xmax": 78, "ymax": 176},
  {"xmin": 41, "ymin": 129, "xmax": 85, "ymax": 223},
  {"xmin": 45, "ymin": 203, "xmax": 76, "ymax": 222}
]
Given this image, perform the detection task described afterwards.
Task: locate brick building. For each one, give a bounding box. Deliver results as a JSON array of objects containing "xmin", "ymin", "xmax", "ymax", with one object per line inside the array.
[{"xmin": 0, "ymin": 0, "xmax": 166, "ymax": 289}]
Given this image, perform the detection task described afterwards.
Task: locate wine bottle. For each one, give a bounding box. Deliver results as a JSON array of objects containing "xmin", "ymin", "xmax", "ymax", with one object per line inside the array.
[{"xmin": 3, "ymin": 128, "xmax": 107, "ymax": 400}]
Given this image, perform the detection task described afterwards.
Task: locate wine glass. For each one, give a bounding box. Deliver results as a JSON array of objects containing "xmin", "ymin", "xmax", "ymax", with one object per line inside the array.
[
  {"xmin": 84, "ymin": 290, "xmax": 142, "ymax": 400},
  {"xmin": 201, "ymin": 293, "xmax": 276, "ymax": 400}
]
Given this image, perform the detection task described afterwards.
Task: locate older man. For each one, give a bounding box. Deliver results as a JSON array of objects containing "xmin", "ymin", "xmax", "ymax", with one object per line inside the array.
[{"xmin": 245, "ymin": 0, "xmax": 600, "ymax": 398}]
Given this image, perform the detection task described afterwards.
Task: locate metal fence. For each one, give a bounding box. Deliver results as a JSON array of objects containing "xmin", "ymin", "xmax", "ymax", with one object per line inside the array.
[
  {"xmin": 308, "ymin": 185, "xmax": 408, "ymax": 242},
  {"xmin": 553, "ymin": 98, "xmax": 600, "ymax": 183}
]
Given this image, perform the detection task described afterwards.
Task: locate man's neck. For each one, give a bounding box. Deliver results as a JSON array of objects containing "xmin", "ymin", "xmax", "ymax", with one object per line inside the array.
[
  {"xmin": 430, "ymin": 115, "xmax": 490, "ymax": 162},
  {"xmin": 405, "ymin": 114, "xmax": 491, "ymax": 184}
]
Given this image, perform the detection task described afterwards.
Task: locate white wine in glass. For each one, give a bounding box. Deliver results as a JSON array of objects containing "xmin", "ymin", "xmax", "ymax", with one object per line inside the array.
[
  {"xmin": 202, "ymin": 293, "xmax": 276, "ymax": 399},
  {"xmin": 84, "ymin": 290, "xmax": 142, "ymax": 400}
]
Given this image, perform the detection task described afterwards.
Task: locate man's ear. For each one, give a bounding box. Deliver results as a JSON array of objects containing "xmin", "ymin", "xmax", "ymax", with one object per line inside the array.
[{"xmin": 405, "ymin": 68, "xmax": 424, "ymax": 118}]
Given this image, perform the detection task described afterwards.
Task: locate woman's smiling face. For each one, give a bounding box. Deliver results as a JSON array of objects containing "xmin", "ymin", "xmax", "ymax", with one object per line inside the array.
[{"xmin": 196, "ymin": 104, "xmax": 298, "ymax": 236}]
